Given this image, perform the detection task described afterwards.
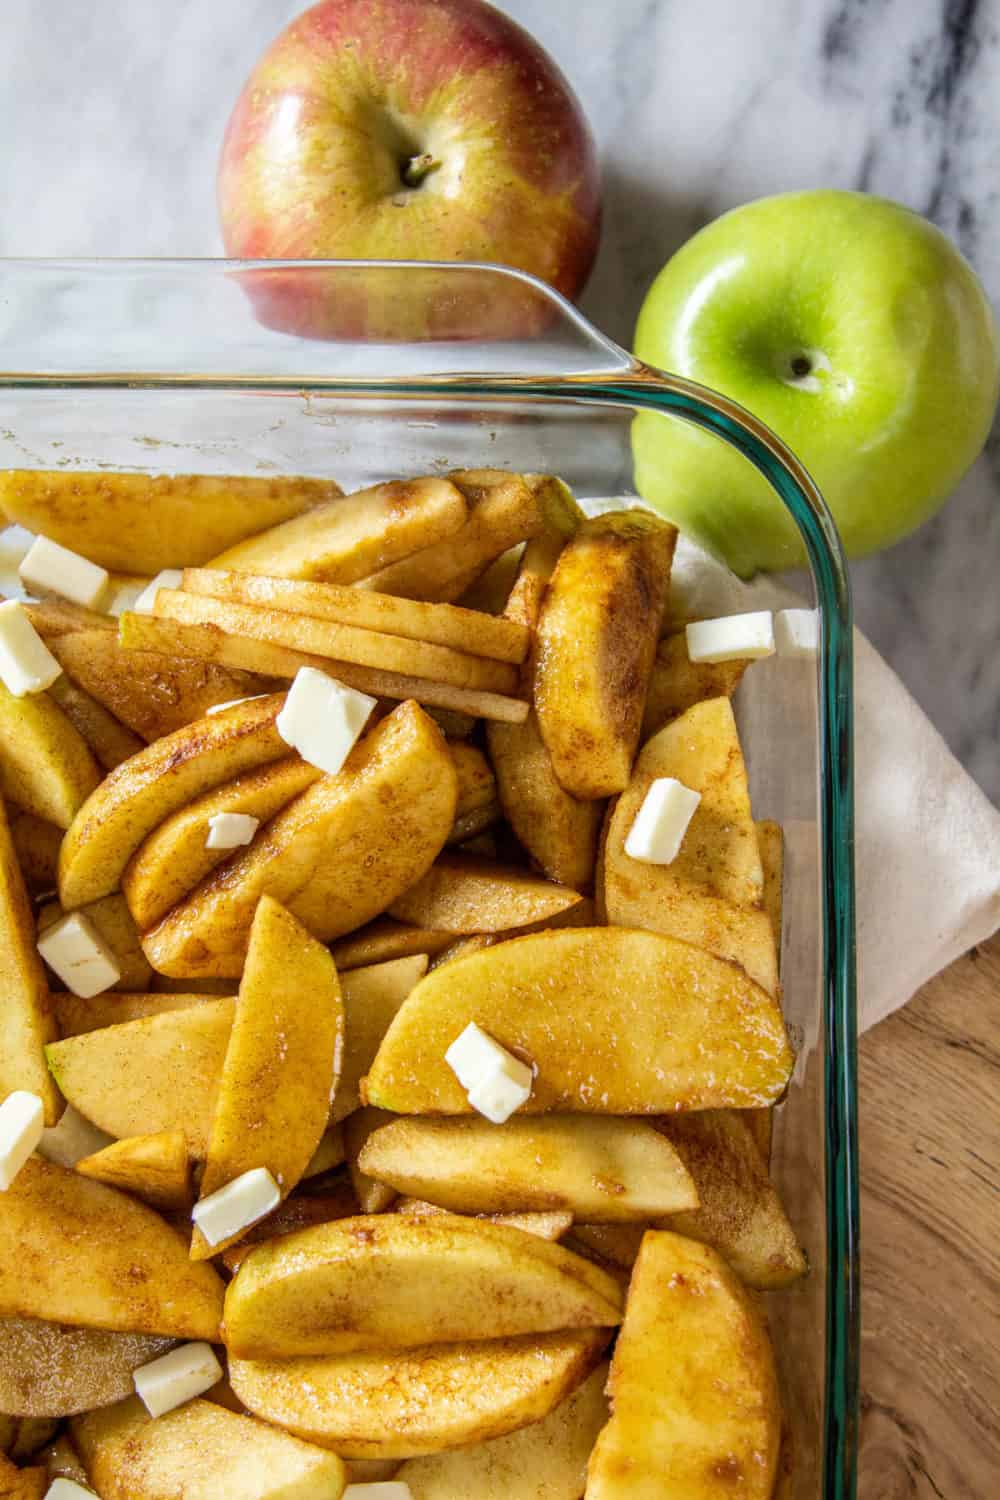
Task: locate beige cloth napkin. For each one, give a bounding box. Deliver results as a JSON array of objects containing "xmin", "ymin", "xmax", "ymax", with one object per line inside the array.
[{"xmin": 669, "ymin": 536, "xmax": 1000, "ymax": 1031}]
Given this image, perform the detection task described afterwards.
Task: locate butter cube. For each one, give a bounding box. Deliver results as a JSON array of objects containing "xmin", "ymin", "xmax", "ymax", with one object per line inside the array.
[
  {"xmin": 133, "ymin": 1341, "xmax": 223, "ymax": 1418},
  {"xmin": 19, "ymin": 535, "xmax": 109, "ymax": 610},
  {"xmin": 276, "ymin": 667, "xmax": 376, "ymax": 776},
  {"xmin": 192, "ymin": 1166, "xmax": 281, "ymax": 1247},
  {"xmin": 0, "ymin": 1091, "xmax": 44, "ymax": 1191},
  {"xmin": 775, "ymin": 608, "xmax": 819, "ymax": 658},
  {"xmin": 0, "ymin": 599, "xmax": 62, "ymax": 695},
  {"xmin": 37, "ymin": 912, "xmax": 121, "ymax": 998},
  {"xmin": 205, "ymin": 812, "xmax": 259, "ymax": 850},
  {"xmin": 686, "ymin": 611, "xmax": 774, "ymax": 663},
  {"xmin": 624, "ymin": 777, "xmax": 701, "ymax": 865}
]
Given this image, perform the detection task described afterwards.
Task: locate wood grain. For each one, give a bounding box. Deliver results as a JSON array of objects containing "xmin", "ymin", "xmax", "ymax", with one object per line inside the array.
[{"xmin": 858, "ymin": 934, "xmax": 999, "ymax": 1497}]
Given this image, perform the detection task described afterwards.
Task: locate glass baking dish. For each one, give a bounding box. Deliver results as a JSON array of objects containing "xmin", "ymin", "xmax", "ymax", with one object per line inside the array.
[{"xmin": 0, "ymin": 259, "xmax": 858, "ymax": 1499}]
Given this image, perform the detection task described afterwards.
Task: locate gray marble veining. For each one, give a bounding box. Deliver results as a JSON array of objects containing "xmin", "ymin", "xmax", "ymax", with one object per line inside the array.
[{"xmin": 0, "ymin": 0, "xmax": 997, "ymax": 796}]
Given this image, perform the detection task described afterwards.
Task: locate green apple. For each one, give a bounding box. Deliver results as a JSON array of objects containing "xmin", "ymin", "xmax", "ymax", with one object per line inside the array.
[{"xmin": 633, "ymin": 191, "xmax": 998, "ymax": 574}]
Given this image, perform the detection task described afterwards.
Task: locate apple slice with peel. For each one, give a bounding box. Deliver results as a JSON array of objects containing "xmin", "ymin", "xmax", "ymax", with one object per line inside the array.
[
  {"xmin": 71, "ymin": 1396, "xmax": 347, "ymax": 1500},
  {"xmin": 331, "ymin": 953, "xmax": 428, "ymax": 1124},
  {"xmin": 208, "ymin": 476, "xmax": 468, "ymax": 583},
  {"xmin": 584, "ymin": 1230, "xmax": 781, "ymax": 1499},
  {"xmin": 359, "ymin": 1116, "xmax": 698, "ymax": 1223},
  {"xmin": 0, "ymin": 1158, "xmax": 222, "ymax": 1340},
  {"xmin": 50, "ymin": 627, "xmax": 270, "ymax": 743},
  {"xmin": 46, "ymin": 999, "xmax": 235, "ymax": 1156},
  {"xmin": 343, "ymin": 1108, "xmax": 399, "ymax": 1215},
  {"xmin": 0, "ymin": 469, "xmax": 341, "ymax": 575},
  {"xmin": 394, "ymin": 1199, "xmax": 572, "ymax": 1242},
  {"xmin": 223, "ymin": 1214, "xmax": 622, "ymax": 1358},
  {"xmin": 0, "ymin": 685, "xmax": 100, "ymax": 830},
  {"xmin": 641, "ymin": 631, "xmax": 750, "ymax": 740},
  {"xmin": 58, "ymin": 693, "xmax": 287, "ymax": 908},
  {"xmin": 603, "ymin": 698, "xmax": 778, "ymax": 995},
  {"xmin": 388, "ymin": 853, "xmax": 585, "ymax": 933},
  {"xmin": 7, "ymin": 810, "xmax": 62, "ymax": 898},
  {"xmin": 363, "ymin": 928, "xmax": 793, "ymax": 1115},
  {"xmin": 51, "ymin": 989, "xmax": 226, "ymax": 1038},
  {"xmin": 0, "ymin": 1317, "xmax": 174, "ymax": 1418},
  {"xmin": 75, "ymin": 1129, "xmax": 192, "ymax": 1212},
  {"xmin": 397, "ymin": 1359, "xmax": 610, "ymax": 1499},
  {"xmin": 142, "ymin": 701, "xmax": 458, "ymax": 978},
  {"xmin": 0, "ymin": 798, "xmax": 60, "ymax": 1123},
  {"xmin": 123, "ymin": 756, "xmax": 321, "ymax": 929},
  {"xmin": 229, "ymin": 1327, "xmax": 610, "ymax": 1459},
  {"xmin": 534, "ymin": 511, "xmax": 676, "ymax": 799},
  {"xmin": 654, "ymin": 1111, "xmax": 806, "ymax": 1289},
  {"xmin": 191, "ymin": 897, "xmax": 344, "ymax": 1259}
]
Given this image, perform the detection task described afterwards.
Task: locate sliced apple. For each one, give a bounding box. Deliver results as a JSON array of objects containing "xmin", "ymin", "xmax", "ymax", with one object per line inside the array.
[
  {"xmin": 487, "ymin": 712, "xmax": 603, "ymax": 889},
  {"xmin": 75, "ymin": 1129, "xmax": 192, "ymax": 1213},
  {"xmin": 0, "ymin": 469, "xmax": 341, "ymax": 574},
  {"xmin": 191, "ymin": 898, "xmax": 343, "ymax": 1259},
  {"xmin": 332, "ymin": 954, "xmax": 429, "ymax": 1123},
  {"xmin": 534, "ymin": 512, "xmax": 676, "ymax": 799},
  {"xmin": 0, "ymin": 1317, "xmax": 174, "ymax": 1417},
  {"xmin": 641, "ymin": 630, "xmax": 750, "ymax": 740},
  {"xmin": 356, "ymin": 470, "xmax": 547, "ymax": 602},
  {"xmin": 450, "ymin": 741, "xmax": 496, "ymax": 821},
  {"xmin": 0, "ymin": 685, "xmax": 100, "ymax": 830},
  {"xmin": 398, "ymin": 1359, "xmax": 609, "ymax": 1499},
  {"xmin": 142, "ymin": 702, "xmax": 458, "ymax": 978},
  {"xmin": 360, "ymin": 1116, "xmax": 698, "ymax": 1223},
  {"xmin": 52, "ymin": 989, "xmax": 222, "ymax": 1037},
  {"xmin": 47, "ymin": 673, "xmax": 144, "ymax": 771},
  {"xmin": 71, "ymin": 1395, "xmax": 347, "ymax": 1500},
  {"xmin": 181, "ymin": 567, "xmax": 531, "ymax": 662},
  {"xmin": 602, "ymin": 699, "xmax": 778, "ymax": 995},
  {"xmin": 363, "ymin": 928, "xmax": 793, "ymax": 1115},
  {"xmin": 343, "ymin": 1108, "xmax": 399, "ymax": 1214},
  {"xmin": 221, "ymin": 1185, "xmax": 361, "ymax": 1275},
  {"xmin": 122, "ymin": 756, "xmax": 321, "ymax": 929},
  {"xmin": 654, "ymin": 1111, "xmax": 806, "ymax": 1289},
  {"xmin": 39, "ymin": 893, "xmax": 152, "ymax": 992},
  {"xmin": 229, "ymin": 1328, "xmax": 610, "ymax": 1459},
  {"xmin": 224, "ymin": 1214, "xmax": 622, "ymax": 1358},
  {"xmin": 46, "ymin": 999, "xmax": 235, "ymax": 1156},
  {"xmin": 0, "ymin": 1158, "xmax": 222, "ymax": 1339},
  {"xmin": 330, "ymin": 918, "xmax": 452, "ymax": 970},
  {"xmin": 153, "ymin": 588, "xmax": 519, "ymax": 695},
  {"xmin": 0, "ymin": 799, "xmax": 59, "ymax": 1123},
  {"xmin": 394, "ymin": 1199, "xmax": 572, "ymax": 1242},
  {"xmin": 388, "ymin": 854, "xmax": 584, "ymax": 933},
  {"xmin": 7, "ymin": 811, "xmax": 62, "ymax": 898},
  {"xmin": 208, "ymin": 475, "xmax": 467, "ymax": 583},
  {"xmin": 49, "ymin": 627, "xmax": 271, "ymax": 743},
  {"xmin": 565, "ymin": 1224, "xmax": 646, "ymax": 1273},
  {"xmin": 0, "ymin": 1452, "xmax": 45, "ymax": 1497},
  {"xmin": 584, "ymin": 1230, "xmax": 781, "ymax": 1499},
  {"xmin": 58, "ymin": 693, "xmax": 287, "ymax": 909}
]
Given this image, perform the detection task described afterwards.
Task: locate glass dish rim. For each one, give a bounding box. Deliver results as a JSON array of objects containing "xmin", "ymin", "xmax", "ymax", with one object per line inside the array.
[{"xmin": 0, "ymin": 256, "xmax": 859, "ymax": 1498}]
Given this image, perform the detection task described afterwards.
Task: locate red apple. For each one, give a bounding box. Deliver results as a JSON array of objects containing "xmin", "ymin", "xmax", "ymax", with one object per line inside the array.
[{"xmin": 218, "ymin": 0, "xmax": 601, "ymax": 338}]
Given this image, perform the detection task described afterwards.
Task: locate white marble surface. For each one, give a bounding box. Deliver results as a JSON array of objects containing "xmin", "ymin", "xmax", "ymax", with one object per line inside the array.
[{"xmin": 0, "ymin": 0, "xmax": 997, "ymax": 797}]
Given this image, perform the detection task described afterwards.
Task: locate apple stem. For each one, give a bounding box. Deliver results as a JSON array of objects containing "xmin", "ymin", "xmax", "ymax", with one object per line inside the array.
[{"xmin": 401, "ymin": 153, "xmax": 442, "ymax": 189}]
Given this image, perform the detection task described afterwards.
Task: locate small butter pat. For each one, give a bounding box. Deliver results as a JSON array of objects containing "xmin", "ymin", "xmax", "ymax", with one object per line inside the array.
[
  {"xmin": 133, "ymin": 1341, "xmax": 223, "ymax": 1418},
  {"xmin": 775, "ymin": 608, "xmax": 819, "ymax": 658},
  {"xmin": 0, "ymin": 1091, "xmax": 44, "ymax": 1191},
  {"xmin": 686, "ymin": 611, "xmax": 774, "ymax": 663},
  {"xmin": 205, "ymin": 812, "xmax": 259, "ymax": 850},
  {"xmin": 0, "ymin": 599, "xmax": 62, "ymax": 695},
  {"xmin": 37, "ymin": 913, "xmax": 121, "ymax": 999},
  {"xmin": 625, "ymin": 777, "xmax": 701, "ymax": 866},
  {"xmin": 342, "ymin": 1484, "xmax": 414, "ymax": 1499},
  {"xmin": 19, "ymin": 534, "xmax": 109, "ymax": 610},
  {"xmin": 192, "ymin": 1166, "xmax": 281, "ymax": 1247},
  {"xmin": 276, "ymin": 666, "xmax": 377, "ymax": 776},
  {"xmin": 133, "ymin": 569, "xmax": 184, "ymax": 614},
  {"xmin": 445, "ymin": 1022, "xmax": 533, "ymax": 1126},
  {"xmin": 44, "ymin": 1481, "xmax": 98, "ymax": 1499}
]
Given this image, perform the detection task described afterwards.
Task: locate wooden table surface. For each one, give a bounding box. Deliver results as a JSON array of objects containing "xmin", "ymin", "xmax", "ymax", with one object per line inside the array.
[{"xmin": 857, "ymin": 933, "xmax": 999, "ymax": 1497}]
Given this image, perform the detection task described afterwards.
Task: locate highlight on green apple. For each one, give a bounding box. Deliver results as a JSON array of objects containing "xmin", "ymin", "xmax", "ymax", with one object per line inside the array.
[{"xmin": 632, "ymin": 190, "xmax": 999, "ymax": 575}]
